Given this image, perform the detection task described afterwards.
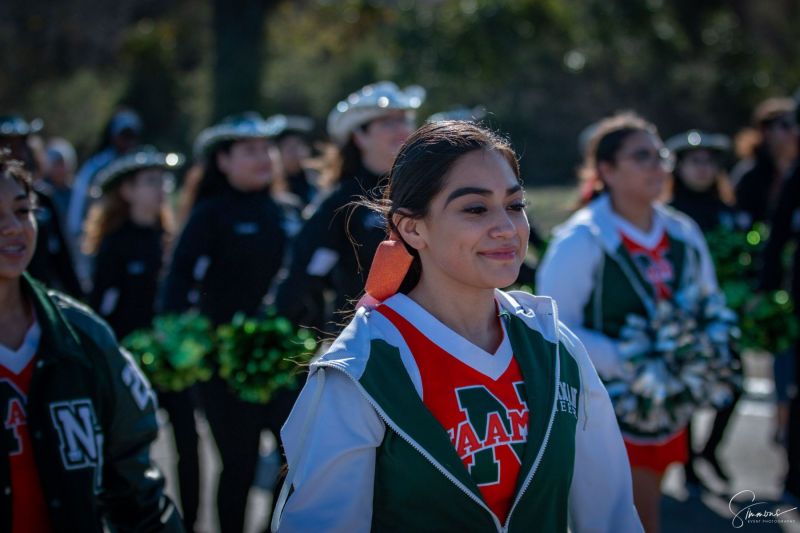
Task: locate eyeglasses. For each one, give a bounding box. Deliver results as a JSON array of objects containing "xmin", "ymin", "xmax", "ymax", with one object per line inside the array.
[
  {"xmin": 766, "ymin": 118, "xmax": 798, "ymax": 132},
  {"xmin": 619, "ymin": 147, "xmax": 675, "ymax": 172}
]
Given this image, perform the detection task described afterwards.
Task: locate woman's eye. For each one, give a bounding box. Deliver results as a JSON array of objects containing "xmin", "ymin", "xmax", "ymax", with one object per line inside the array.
[
  {"xmin": 508, "ymin": 201, "xmax": 527, "ymax": 212},
  {"xmin": 463, "ymin": 205, "xmax": 487, "ymax": 215}
]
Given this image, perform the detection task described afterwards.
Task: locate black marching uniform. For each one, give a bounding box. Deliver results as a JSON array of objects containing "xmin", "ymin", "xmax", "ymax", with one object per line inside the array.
[
  {"xmin": 670, "ymin": 178, "xmax": 745, "ymax": 233},
  {"xmin": 89, "ymin": 220, "xmax": 204, "ymax": 530},
  {"xmin": 28, "ymin": 185, "xmax": 83, "ymax": 299},
  {"xmin": 286, "ymin": 168, "xmax": 318, "ymax": 210},
  {"xmin": 90, "ymin": 221, "xmax": 163, "ymax": 339},
  {"xmin": 734, "ymin": 146, "xmax": 785, "ymax": 226},
  {"xmin": 160, "ymin": 184, "xmax": 289, "ymax": 533},
  {"xmin": 761, "ymin": 163, "xmax": 800, "ymax": 500},
  {"xmin": 670, "ymin": 175, "xmax": 745, "ymax": 487},
  {"xmin": 274, "ymin": 164, "xmax": 385, "ymax": 328}
]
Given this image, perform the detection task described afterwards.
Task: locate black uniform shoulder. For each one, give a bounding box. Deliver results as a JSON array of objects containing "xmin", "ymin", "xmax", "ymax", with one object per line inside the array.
[
  {"xmin": 97, "ymin": 223, "xmax": 133, "ymax": 253},
  {"xmin": 310, "ymin": 179, "xmax": 374, "ymax": 221}
]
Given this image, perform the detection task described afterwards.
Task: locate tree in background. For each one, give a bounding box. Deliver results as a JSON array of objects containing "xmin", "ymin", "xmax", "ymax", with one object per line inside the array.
[
  {"xmin": 211, "ymin": 0, "xmax": 279, "ymax": 120},
  {"xmin": 1, "ymin": 0, "xmax": 798, "ymax": 179}
]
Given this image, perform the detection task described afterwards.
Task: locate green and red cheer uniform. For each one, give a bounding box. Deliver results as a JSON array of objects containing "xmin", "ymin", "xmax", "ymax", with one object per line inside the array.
[
  {"xmin": 537, "ymin": 195, "xmax": 720, "ymax": 471},
  {"xmin": 277, "ymin": 290, "xmax": 642, "ymax": 532}
]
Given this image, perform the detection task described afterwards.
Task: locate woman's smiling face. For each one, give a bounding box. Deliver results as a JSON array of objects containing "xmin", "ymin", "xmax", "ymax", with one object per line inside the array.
[
  {"xmin": 0, "ymin": 173, "xmax": 37, "ymax": 281},
  {"xmin": 399, "ymin": 149, "xmax": 529, "ymax": 292}
]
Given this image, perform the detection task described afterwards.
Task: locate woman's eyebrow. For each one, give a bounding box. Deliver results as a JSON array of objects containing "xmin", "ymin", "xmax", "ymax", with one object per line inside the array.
[{"xmin": 444, "ymin": 184, "xmax": 522, "ymax": 206}]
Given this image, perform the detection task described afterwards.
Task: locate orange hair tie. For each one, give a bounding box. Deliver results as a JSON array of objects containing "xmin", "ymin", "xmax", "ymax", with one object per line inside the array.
[{"xmin": 356, "ymin": 232, "xmax": 414, "ymax": 309}]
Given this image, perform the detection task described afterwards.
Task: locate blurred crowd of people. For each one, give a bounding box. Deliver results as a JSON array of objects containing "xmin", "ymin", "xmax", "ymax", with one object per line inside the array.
[{"xmin": 1, "ymin": 82, "xmax": 799, "ymax": 532}]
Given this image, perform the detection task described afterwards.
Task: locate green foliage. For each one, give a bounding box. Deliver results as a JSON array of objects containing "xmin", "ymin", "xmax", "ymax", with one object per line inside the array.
[
  {"xmin": 705, "ymin": 224, "xmax": 800, "ymax": 354},
  {"xmin": 4, "ymin": 0, "xmax": 800, "ymax": 179},
  {"xmin": 25, "ymin": 70, "xmax": 124, "ymax": 156}
]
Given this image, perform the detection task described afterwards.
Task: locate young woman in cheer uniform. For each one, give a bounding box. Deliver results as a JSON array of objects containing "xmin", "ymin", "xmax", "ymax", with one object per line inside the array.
[
  {"xmin": 0, "ymin": 153, "xmax": 182, "ymax": 532},
  {"xmin": 274, "ymin": 121, "xmax": 641, "ymax": 533},
  {"xmin": 537, "ymin": 113, "xmax": 723, "ymax": 533}
]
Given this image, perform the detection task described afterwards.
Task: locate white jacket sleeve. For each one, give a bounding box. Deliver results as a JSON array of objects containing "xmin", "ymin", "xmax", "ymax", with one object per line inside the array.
[
  {"xmin": 278, "ymin": 368, "xmax": 385, "ymax": 533},
  {"xmin": 561, "ymin": 326, "xmax": 643, "ymax": 533},
  {"xmin": 537, "ymin": 227, "xmax": 626, "ymax": 380}
]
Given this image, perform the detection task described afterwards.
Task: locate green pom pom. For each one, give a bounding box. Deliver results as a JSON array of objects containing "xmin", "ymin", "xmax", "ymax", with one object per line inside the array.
[
  {"xmin": 122, "ymin": 312, "xmax": 215, "ymax": 392},
  {"xmin": 215, "ymin": 310, "xmax": 317, "ymax": 404}
]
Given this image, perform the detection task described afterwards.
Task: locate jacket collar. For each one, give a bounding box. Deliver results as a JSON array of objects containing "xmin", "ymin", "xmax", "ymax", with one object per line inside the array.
[
  {"xmin": 22, "ymin": 273, "xmax": 90, "ymax": 366},
  {"xmin": 555, "ymin": 194, "xmax": 696, "ymax": 255}
]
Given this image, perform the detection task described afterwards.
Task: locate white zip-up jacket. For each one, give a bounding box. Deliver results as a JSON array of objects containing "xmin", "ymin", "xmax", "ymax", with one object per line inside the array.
[{"xmin": 276, "ymin": 290, "xmax": 642, "ymax": 532}]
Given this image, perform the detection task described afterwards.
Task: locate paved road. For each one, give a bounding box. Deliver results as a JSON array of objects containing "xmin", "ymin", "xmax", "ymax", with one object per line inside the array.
[{"xmin": 150, "ymin": 353, "xmax": 800, "ymax": 533}]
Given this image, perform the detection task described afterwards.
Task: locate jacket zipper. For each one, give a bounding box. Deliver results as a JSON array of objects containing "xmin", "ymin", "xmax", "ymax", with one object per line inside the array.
[
  {"xmin": 318, "ymin": 363, "xmax": 505, "ymax": 532},
  {"xmin": 500, "ymin": 341, "xmax": 560, "ymax": 531}
]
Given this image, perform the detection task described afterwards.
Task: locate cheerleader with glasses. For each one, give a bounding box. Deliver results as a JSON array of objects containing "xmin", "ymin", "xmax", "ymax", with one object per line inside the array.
[{"xmin": 537, "ymin": 113, "xmax": 733, "ymax": 533}]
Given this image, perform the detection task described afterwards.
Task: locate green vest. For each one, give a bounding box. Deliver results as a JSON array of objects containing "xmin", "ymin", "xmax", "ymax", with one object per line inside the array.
[
  {"xmin": 583, "ymin": 234, "xmax": 690, "ymax": 338},
  {"xmin": 319, "ymin": 312, "xmax": 582, "ymax": 532}
]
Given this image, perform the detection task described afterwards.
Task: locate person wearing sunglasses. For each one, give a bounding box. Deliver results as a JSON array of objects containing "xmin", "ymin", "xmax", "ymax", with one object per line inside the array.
[
  {"xmin": 732, "ymin": 97, "xmax": 798, "ymax": 227},
  {"xmin": 761, "ymin": 98, "xmax": 800, "ymax": 506},
  {"xmin": 537, "ymin": 113, "xmax": 723, "ymax": 533}
]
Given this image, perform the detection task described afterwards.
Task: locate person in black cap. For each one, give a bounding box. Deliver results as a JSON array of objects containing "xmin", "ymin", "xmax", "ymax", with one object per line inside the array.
[
  {"xmin": 269, "ymin": 114, "xmax": 319, "ymax": 209},
  {"xmin": 42, "ymin": 138, "xmax": 78, "ymax": 231},
  {"xmin": 66, "ymin": 108, "xmax": 142, "ymax": 239},
  {"xmin": 665, "ymin": 130, "xmax": 744, "ymax": 490},
  {"xmin": 667, "ymin": 130, "xmax": 745, "ymax": 232},
  {"xmin": 160, "ymin": 112, "xmax": 290, "ymax": 533},
  {"xmin": 273, "ymin": 81, "xmax": 424, "ymax": 330},
  {"xmin": 0, "ymin": 115, "xmax": 83, "ymax": 298}
]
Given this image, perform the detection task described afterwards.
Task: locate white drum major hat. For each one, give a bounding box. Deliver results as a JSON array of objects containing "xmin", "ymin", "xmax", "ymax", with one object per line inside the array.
[
  {"xmin": 95, "ymin": 146, "xmax": 184, "ymax": 193},
  {"xmin": 194, "ymin": 112, "xmax": 281, "ymax": 158},
  {"xmin": 327, "ymin": 81, "xmax": 425, "ymax": 146}
]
